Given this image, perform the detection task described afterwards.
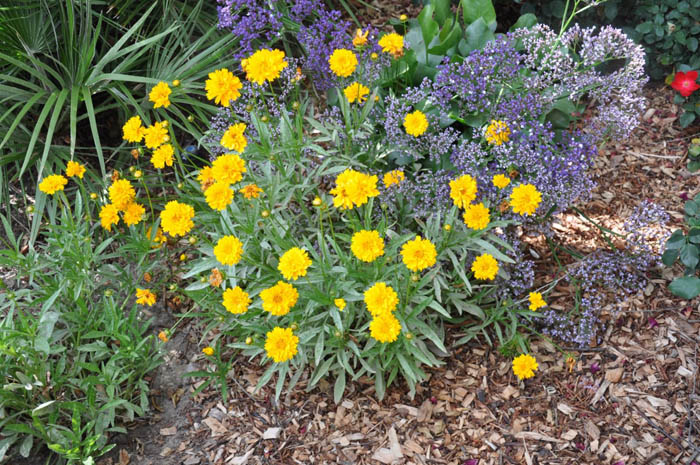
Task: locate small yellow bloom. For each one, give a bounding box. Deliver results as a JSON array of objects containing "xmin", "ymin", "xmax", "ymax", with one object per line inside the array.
[
  {"xmin": 172, "ymin": 79, "xmax": 181, "ymax": 87},
  {"xmin": 99, "ymin": 203, "xmax": 120, "ymax": 231},
  {"xmin": 492, "ymin": 174, "xmax": 511, "ymax": 189},
  {"xmin": 344, "ymin": 82, "xmax": 370, "ymax": 103},
  {"xmin": 160, "ymin": 200, "xmax": 195, "ymax": 237},
  {"xmin": 143, "ymin": 121, "xmax": 168, "ymax": 149},
  {"xmin": 512, "ymin": 354, "xmax": 538, "ymax": 380},
  {"xmin": 222, "ymin": 286, "xmax": 251, "ymax": 314},
  {"xmin": 211, "ymin": 153, "xmax": 246, "ymax": 185},
  {"xmin": 328, "ymin": 49, "xmax": 358, "ymax": 77},
  {"xmin": 471, "ymin": 253, "xmax": 498, "ymax": 281},
  {"xmin": 242, "ymin": 49, "xmax": 288, "ymax": 85},
  {"xmin": 399, "ymin": 14, "xmax": 408, "ymax": 21},
  {"xmin": 197, "ymin": 166, "xmax": 215, "ymax": 190},
  {"xmin": 444, "ymin": 224, "xmax": 451, "ymax": 231},
  {"xmin": 364, "ymin": 282, "xmax": 398, "ymax": 317},
  {"xmin": 330, "ymin": 169, "xmax": 379, "ymax": 210},
  {"xmin": 334, "ymin": 298, "xmax": 346, "ymax": 311},
  {"xmin": 90, "ymin": 193, "xmax": 98, "ymax": 200},
  {"xmin": 136, "ymin": 288, "xmax": 156, "ymax": 306},
  {"xmin": 205, "ymin": 182, "xmax": 234, "ymax": 211},
  {"xmin": 240, "ymin": 183, "xmax": 263, "ymax": 199},
  {"xmin": 403, "ymin": 110, "xmax": 428, "ymax": 137},
  {"xmin": 278, "ymin": 247, "xmax": 312, "ymax": 281},
  {"xmin": 39, "ymin": 174, "xmax": 68, "ymax": 195},
  {"xmin": 370, "ymin": 52, "xmax": 378, "ymax": 60},
  {"xmin": 261, "ymin": 281, "xmax": 299, "ymax": 316},
  {"xmin": 108, "ymin": 179, "xmax": 136, "ymax": 211},
  {"xmin": 122, "ymin": 202, "xmax": 145, "ymax": 226},
  {"xmin": 351, "ymin": 230, "xmax": 384, "ymax": 263},
  {"xmin": 265, "ymin": 327, "xmax": 299, "ymax": 363},
  {"xmin": 66, "ymin": 160, "xmax": 86, "ymax": 179},
  {"xmin": 206, "ymin": 68, "xmax": 242, "ymax": 106},
  {"xmin": 179, "ymin": 253, "xmax": 187, "ymax": 261},
  {"xmin": 369, "ymin": 312, "xmax": 401, "ymax": 343},
  {"xmin": 449, "ymin": 174, "xmax": 478, "ymax": 209},
  {"xmin": 151, "ymin": 143, "xmax": 174, "ymax": 169},
  {"xmin": 462, "ymin": 203, "xmax": 490, "ymax": 230},
  {"xmin": 510, "ymin": 184, "xmax": 542, "ymax": 216},
  {"xmin": 214, "ymin": 235, "xmax": 244, "ymax": 266},
  {"xmin": 122, "ymin": 116, "xmax": 145, "ymax": 143},
  {"xmin": 353, "ymin": 28, "xmax": 369, "ymax": 47},
  {"xmin": 485, "ymin": 120, "xmax": 511, "ymax": 145},
  {"xmin": 378, "ymin": 33, "xmax": 404, "ymax": 57},
  {"xmin": 202, "ymin": 347, "xmax": 214, "ymax": 356},
  {"xmin": 528, "ymin": 292, "xmax": 547, "ymax": 311},
  {"xmin": 383, "ymin": 169, "xmax": 404, "ymax": 188},
  {"xmin": 220, "ymin": 123, "xmax": 247, "ymax": 153},
  {"xmin": 401, "ymin": 236, "xmax": 437, "ymax": 272},
  {"xmin": 149, "ymin": 81, "xmax": 172, "ymax": 108}
]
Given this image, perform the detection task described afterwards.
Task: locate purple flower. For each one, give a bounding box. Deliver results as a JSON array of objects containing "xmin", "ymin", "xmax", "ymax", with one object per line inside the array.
[
  {"xmin": 590, "ymin": 362, "xmax": 601, "ymax": 374},
  {"xmin": 648, "ymin": 318, "xmax": 658, "ymax": 328}
]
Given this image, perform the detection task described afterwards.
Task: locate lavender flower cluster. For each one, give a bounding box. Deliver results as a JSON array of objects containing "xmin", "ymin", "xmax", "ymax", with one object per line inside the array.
[{"xmin": 217, "ymin": 0, "xmax": 284, "ymax": 59}]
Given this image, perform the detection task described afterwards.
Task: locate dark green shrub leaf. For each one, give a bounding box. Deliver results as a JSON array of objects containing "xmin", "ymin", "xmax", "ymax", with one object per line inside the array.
[
  {"xmin": 685, "ymin": 200, "xmax": 699, "ymax": 217},
  {"xmin": 680, "ymin": 244, "xmax": 699, "ymax": 269},
  {"xmin": 666, "ymin": 229, "xmax": 686, "ymax": 250},
  {"xmin": 669, "ymin": 276, "xmax": 700, "ymax": 299},
  {"xmin": 462, "ymin": 0, "xmax": 497, "ymax": 28},
  {"xmin": 509, "ymin": 13, "xmax": 537, "ymax": 31}
]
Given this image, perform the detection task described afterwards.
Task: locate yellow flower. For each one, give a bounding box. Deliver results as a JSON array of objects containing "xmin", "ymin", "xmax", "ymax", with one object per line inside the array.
[
  {"xmin": 364, "ymin": 282, "xmax": 398, "ymax": 317},
  {"xmin": 136, "ymin": 288, "xmax": 156, "ymax": 306},
  {"xmin": 403, "ymin": 110, "xmax": 428, "ymax": 137},
  {"xmin": 143, "ymin": 121, "xmax": 168, "ymax": 149},
  {"xmin": 205, "ymin": 182, "xmax": 234, "ymax": 211},
  {"xmin": 148, "ymin": 226, "xmax": 167, "ymax": 247},
  {"xmin": 197, "ymin": 166, "xmax": 215, "ymax": 189},
  {"xmin": 39, "ymin": 174, "xmax": 68, "ymax": 195},
  {"xmin": 528, "ymin": 292, "xmax": 547, "ymax": 311},
  {"xmin": 328, "ymin": 49, "xmax": 358, "ymax": 77},
  {"xmin": 220, "ymin": 123, "xmax": 247, "ymax": 153},
  {"xmin": 329, "ymin": 169, "xmax": 379, "ymax": 210},
  {"xmin": 260, "ymin": 281, "xmax": 299, "ymax": 316},
  {"xmin": 240, "ymin": 184, "xmax": 263, "ymax": 199},
  {"xmin": 334, "ymin": 298, "xmax": 346, "ymax": 311},
  {"xmin": 205, "ymin": 68, "xmax": 243, "ymax": 107},
  {"xmin": 369, "ymin": 312, "xmax": 401, "ymax": 343},
  {"xmin": 99, "ymin": 203, "xmax": 120, "ymax": 231},
  {"xmin": 122, "ymin": 116, "xmax": 145, "ymax": 143},
  {"xmin": 214, "ymin": 235, "xmax": 243, "ymax": 266},
  {"xmin": 344, "ymin": 82, "xmax": 370, "ymax": 103},
  {"xmin": 471, "ymin": 253, "xmax": 498, "ymax": 280},
  {"xmin": 151, "ymin": 143, "xmax": 174, "ymax": 169},
  {"xmin": 158, "ymin": 331, "xmax": 169, "ymax": 342},
  {"xmin": 492, "ymin": 174, "xmax": 511, "ymax": 189},
  {"xmin": 123, "ymin": 202, "xmax": 145, "ymax": 226},
  {"xmin": 278, "ymin": 247, "xmax": 312, "ymax": 281},
  {"xmin": 222, "ymin": 286, "xmax": 250, "ymax": 314},
  {"xmin": 202, "ymin": 347, "xmax": 214, "ymax": 356},
  {"xmin": 264, "ymin": 327, "xmax": 299, "ymax": 363},
  {"xmin": 462, "ymin": 203, "xmax": 490, "ymax": 230},
  {"xmin": 485, "ymin": 120, "xmax": 511, "ymax": 145},
  {"xmin": 401, "ymin": 236, "xmax": 437, "ymax": 272},
  {"xmin": 351, "ymin": 230, "xmax": 385, "ymax": 263},
  {"xmin": 512, "ymin": 354, "xmax": 538, "ymax": 380},
  {"xmin": 449, "ymin": 174, "xmax": 477, "ymax": 209},
  {"xmin": 383, "ymin": 170, "xmax": 405, "ymax": 188},
  {"xmin": 242, "ymin": 49, "xmax": 288, "ymax": 85},
  {"xmin": 66, "ymin": 160, "xmax": 86, "ymax": 179},
  {"xmin": 510, "ymin": 184, "xmax": 542, "ymax": 216},
  {"xmin": 160, "ymin": 200, "xmax": 195, "ymax": 237},
  {"xmin": 211, "ymin": 153, "xmax": 246, "ymax": 185},
  {"xmin": 352, "ymin": 28, "xmax": 369, "ymax": 47},
  {"xmin": 108, "ymin": 179, "xmax": 135, "ymax": 210},
  {"xmin": 378, "ymin": 33, "xmax": 404, "ymax": 57},
  {"xmin": 149, "ymin": 81, "xmax": 171, "ymax": 108}
]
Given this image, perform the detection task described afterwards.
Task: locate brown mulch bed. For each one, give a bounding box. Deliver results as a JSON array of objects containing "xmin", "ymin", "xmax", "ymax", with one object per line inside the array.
[{"xmin": 95, "ymin": 88, "xmax": 700, "ymax": 465}]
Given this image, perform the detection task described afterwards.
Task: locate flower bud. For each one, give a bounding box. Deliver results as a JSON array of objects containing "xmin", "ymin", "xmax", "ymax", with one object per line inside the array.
[
  {"xmin": 26, "ymin": 205, "xmax": 35, "ymax": 214},
  {"xmin": 200, "ymin": 276, "xmax": 207, "ymax": 283},
  {"xmin": 411, "ymin": 274, "xmax": 419, "ymax": 282},
  {"xmin": 188, "ymin": 236, "xmax": 198, "ymax": 245},
  {"xmin": 177, "ymin": 182, "xmax": 183, "ymax": 189},
  {"xmin": 371, "ymin": 53, "xmax": 378, "ymax": 60},
  {"xmin": 444, "ymin": 224, "xmax": 451, "ymax": 231},
  {"xmin": 292, "ymin": 101, "xmax": 300, "ymax": 110},
  {"xmin": 291, "ymin": 323, "xmax": 298, "ymax": 331},
  {"xmin": 131, "ymin": 149, "xmax": 139, "ymax": 159},
  {"xmin": 172, "ymin": 80, "xmax": 181, "ymax": 87},
  {"xmin": 261, "ymin": 210, "xmax": 270, "ymax": 218},
  {"xmin": 312, "ymin": 196, "xmax": 322, "ymax": 207},
  {"xmin": 187, "ymin": 115, "xmax": 194, "ymax": 122},
  {"xmin": 245, "ymin": 104, "xmax": 254, "ymax": 112},
  {"xmin": 245, "ymin": 337, "xmax": 253, "ymax": 345},
  {"xmin": 134, "ymin": 170, "xmax": 142, "ymax": 179},
  {"xmin": 162, "ymin": 120, "xmax": 169, "ymax": 128},
  {"xmin": 104, "ymin": 289, "xmax": 113, "ymax": 297},
  {"xmin": 169, "ymin": 283, "xmax": 177, "ymax": 291},
  {"xmin": 129, "ymin": 165, "xmax": 136, "ymax": 173},
  {"xmin": 400, "ymin": 14, "xmax": 408, "ymax": 21},
  {"xmin": 261, "ymin": 115, "xmax": 269, "ymax": 123},
  {"xmin": 334, "ymin": 330, "xmax": 342, "ymax": 338},
  {"xmin": 405, "ymin": 332, "xmax": 413, "ymax": 340},
  {"xmin": 90, "ymin": 193, "xmax": 98, "ymax": 200}
]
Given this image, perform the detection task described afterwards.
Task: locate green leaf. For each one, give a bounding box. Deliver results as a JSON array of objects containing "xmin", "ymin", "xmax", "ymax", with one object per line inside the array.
[
  {"xmin": 461, "ymin": 0, "xmax": 497, "ymax": 28},
  {"xmin": 680, "ymin": 244, "xmax": 700, "ymax": 269},
  {"xmin": 661, "ymin": 248, "xmax": 679, "ymax": 267},
  {"xmin": 680, "ymin": 111, "xmax": 696, "ymax": 128},
  {"xmin": 433, "ymin": 0, "xmax": 451, "ymax": 26},
  {"xmin": 665, "ymin": 229, "xmax": 686, "ymax": 250},
  {"xmin": 509, "ymin": 13, "xmax": 537, "ymax": 31},
  {"xmin": 462, "ymin": 17, "xmax": 495, "ymax": 54},
  {"xmin": 333, "ymin": 371, "xmax": 346, "ymax": 404},
  {"xmin": 669, "ymin": 276, "xmax": 700, "ymax": 299},
  {"xmin": 418, "ymin": 5, "xmax": 439, "ymax": 54},
  {"xmin": 18, "ymin": 435, "xmax": 32, "ymax": 458}
]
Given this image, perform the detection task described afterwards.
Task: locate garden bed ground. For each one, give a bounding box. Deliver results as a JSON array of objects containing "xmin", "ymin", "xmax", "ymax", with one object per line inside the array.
[{"xmin": 90, "ymin": 87, "xmax": 700, "ymax": 465}]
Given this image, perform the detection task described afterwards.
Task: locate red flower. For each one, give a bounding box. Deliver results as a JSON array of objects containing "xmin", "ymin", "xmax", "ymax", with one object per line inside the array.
[{"xmin": 671, "ymin": 70, "xmax": 700, "ymax": 97}]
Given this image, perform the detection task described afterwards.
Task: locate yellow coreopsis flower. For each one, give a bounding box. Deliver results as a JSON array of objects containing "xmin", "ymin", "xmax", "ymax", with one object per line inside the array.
[
  {"xmin": 383, "ymin": 169, "xmax": 404, "ymax": 188},
  {"xmin": 143, "ymin": 121, "xmax": 168, "ymax": 149},
  {"xmin": 136, "ymin": 288, "xmax": 156, "ymax": 306},
  {"xmin": 160, "ymin": 200, "xmax": 195, "ymax": 237},
  {"xmin": 369, "ymin": 312, "xmax": 401, "ymax": 343},
  {"xmin": 240, "ymin": 184, "xmax": 263, "ymax": 199},
  {"xmin": 463, "ymin": 203, "xmax": 490, "ymax": 230},
  {"xmin": 265, "ymin": 327, "xmax": 299, "ymax": 363},
  {"xmin": 344, "ymin": 82, "xmax": 370, "ymax": 103},
  {"xmin": 278, "ymin": 247, "xmax": 312, "ymax": 281},
  {"xmin": 220, "ymin": 123, "xmax": 247, "ymax": 153},
  {"xmin": 403, "ymin": 110, "xmax": 428, "ymax": 137},
  {"xmin": 328, "ymin": 49, "xmax": 358, "ymax": 77},
  {"xmin": 364, "ymin": 282, "xmax": 398, "ymax": 317},
  {"xmin": 401, "ymin": 236, "xmax": 437, "ymax": 272},
  {"xmin": 378, "ymin": 33, "xmax": 404, "ymax": 57},
  {"xmin": 485, "ymin": 120, "xmax": 511, "ymax": 146},
  {"xmin": 39, "ymin": 174, "xmax": 68, "ymax": 195},
  {"xmin": 471, "ymin": 253, "xmax": 498, "ymax": 281},
  {"xmin": 202, "ymin": 347, "xmax": 214, "ymax": 356},
  {"xmin": 213, "ymin": 235, "xmax": 243, "ymax": 266},
  {"xmin": 149, "ymin": 81, "xmax": 172, "ymax": 108},
  {"xmin": 352, "ymin": 28, "xmax": 368, "ymax": 47},
  {"xmin": 205, "ymin": 182, "xmax": 234, "ymax": 211},
  {"xmin": 512, "ymin": 354, "xmax": 538, "ymax": 380},
  {"xmin": 528, "ymin": 292, "xmax": 547, "ymax": 311},
  {"xmin": 334, "ymin": 298, "xmax": 346, "ymax": 311},
  {"xmin": 197, "ymin": 166, "xmax": 215, "ymax": 190},
  {"xmin": 211, "ymin": 153, "xmax": 246, "ymax": 185},
  {"xmin": 351, "ymin": 230, "xmax": 385, "ymax": 263},
  {"xmin": 123, "ymin": 202, "xmax": 145, "ymax": 226},
  {"xmin": 329, "ymin": 169, "xmax": 379, "ymax": 210},
  {"xmin": 99, "ymin": 203, "xmax": 120, "ymax": 231},
  {"xmin": 222, "ymin": 286, "xmax": 251, "ymax": 314},
  {"xmin": 151, "ymin": 143, "xmax": 174, "ymax": 169},
  {"xmin": 449, "ymin": 174, "xmax": 478, "ymax": 209},
  {"xmin": 205, "ymin": 68, "xmax": 243, "ymax": 107},
  {"xmin": 66, "ymin": 160, "xmax": 86, "ymax": 179},
  {"xmin": 510, "ymin": 184, "xmax": 542, "ymax": 216},
  {"xmin": 108, "ymin": 179, "xmax": 136, "ymax": 211},
  {"xmin": 260, "ymin": 281, "xmax": 299, "ymax": 316},
  {"xmin": 492, "ymin": 174, "xmax": 511, "ymax": 189},
  {"xmin": 242, "ymin": 49, "xmax": 288, "ymax": 85},
  {"xmin": 122, "ymin": 116, "xmax": 145, "ymax": 143}
]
